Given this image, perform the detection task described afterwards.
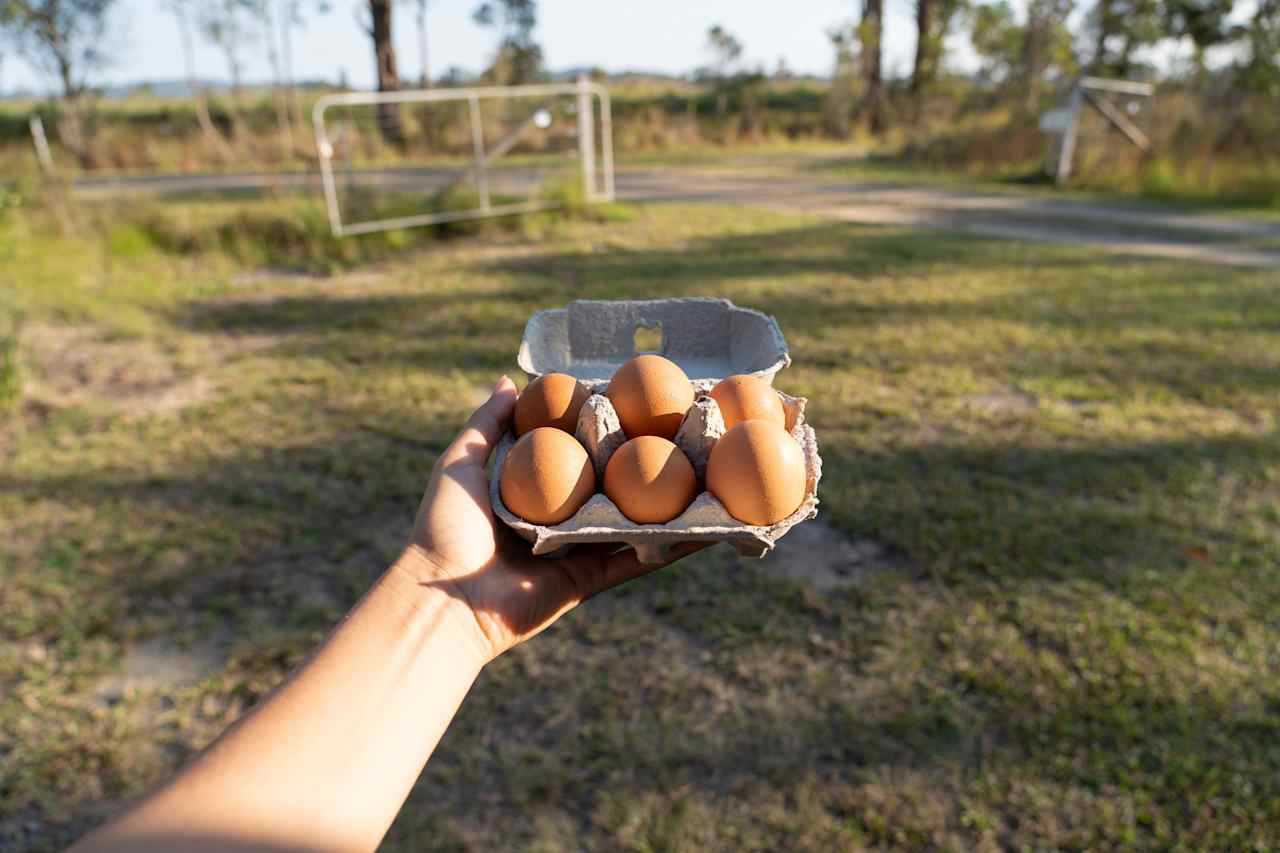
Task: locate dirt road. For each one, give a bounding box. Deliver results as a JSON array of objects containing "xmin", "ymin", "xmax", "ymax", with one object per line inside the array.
[
  {"xmin": 72, "ymin": 166, "xmax": 1280, "ymax": 269},
  {"xmin": 622, "ymin": 171, "xmax": 1280, "ymax": 269}
]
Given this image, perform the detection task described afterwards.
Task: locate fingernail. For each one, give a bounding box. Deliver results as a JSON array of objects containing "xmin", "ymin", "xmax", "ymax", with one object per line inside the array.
[{"xmin": 494, "ymin": 375, "xmax": 515, "ymax": 393}]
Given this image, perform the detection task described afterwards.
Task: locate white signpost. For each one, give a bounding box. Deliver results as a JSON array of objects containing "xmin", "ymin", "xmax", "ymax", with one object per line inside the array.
[{"xmin": 1041, "ymin": 77, "xmax": 1155, "ymax": 184}]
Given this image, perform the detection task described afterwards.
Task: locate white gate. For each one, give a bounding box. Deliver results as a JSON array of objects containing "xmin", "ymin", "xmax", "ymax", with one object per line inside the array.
[{"xmin": 312, "ymin": 78, "xmax": 614, "ymax": 237}]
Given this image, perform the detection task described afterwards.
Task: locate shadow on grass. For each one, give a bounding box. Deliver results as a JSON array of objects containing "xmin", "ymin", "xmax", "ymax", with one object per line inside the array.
[
  {"xmin": 10, "ymin": 415, "xmax": 1279, "ymax": 847},
  {"xmin": 473, "ymin": 221, "xmax": 1280, "ymax": 397},
  {"xmin": 7, "ymin": 423, "xmax": 1273, "ymax": 642},
  {"xmin": 9, "ymin": 216, "xmax": 1279, "ymax": 848}
]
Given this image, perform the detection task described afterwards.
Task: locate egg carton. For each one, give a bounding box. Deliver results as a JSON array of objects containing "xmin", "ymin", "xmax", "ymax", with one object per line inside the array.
[
  {"xmin": 491, "ymin": 387, "xmax": 821, "ymax": 565},
  {"xmin": 492, "ymin": 298, "xmax": 821, "ymax": 564}
]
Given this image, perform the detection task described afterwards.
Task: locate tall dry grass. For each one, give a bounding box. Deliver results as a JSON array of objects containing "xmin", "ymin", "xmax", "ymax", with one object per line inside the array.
[{"xmin": 2, "ymin": 80, "xmax": 1277, "ymax": 207}]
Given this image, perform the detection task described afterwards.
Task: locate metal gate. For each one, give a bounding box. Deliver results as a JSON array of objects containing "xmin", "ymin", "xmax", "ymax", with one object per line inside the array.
[{"xmin": 312, "ymin": 78, "xmax": 614, "ymax": 237}]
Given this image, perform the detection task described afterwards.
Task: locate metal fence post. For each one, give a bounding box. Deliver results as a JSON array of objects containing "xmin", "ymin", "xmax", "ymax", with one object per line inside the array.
[
  {"xmin": 468, "ymin": 94, "xmax": 491, "ymax": 212},
  {"xmin": 598, "ymin": 89, "xmax": 615, "ymax": 202},
  {"xmin": 577, "ymin": 77, "xmax": 596, "ymax": 201}
]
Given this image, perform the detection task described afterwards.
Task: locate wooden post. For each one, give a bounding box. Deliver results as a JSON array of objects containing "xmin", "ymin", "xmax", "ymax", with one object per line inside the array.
[
  {"xmin": 1055, "ymin": 87, "xmax": 1084, "ymax": 185},
  {"xmin": 29, "ymin": 116, "xmax": 56, "ymax": 176}
]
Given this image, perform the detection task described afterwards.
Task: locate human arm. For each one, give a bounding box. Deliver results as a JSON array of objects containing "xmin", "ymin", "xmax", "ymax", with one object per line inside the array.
[{"xmin": 71, "ymin": 377, "xmax": 700, "ymax": 853}]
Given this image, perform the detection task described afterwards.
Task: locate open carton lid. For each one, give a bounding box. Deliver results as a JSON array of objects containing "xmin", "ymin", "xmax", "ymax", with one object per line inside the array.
[{"xmin": 517, "ymin": 298, "xmax": 791, "ymax": 387}]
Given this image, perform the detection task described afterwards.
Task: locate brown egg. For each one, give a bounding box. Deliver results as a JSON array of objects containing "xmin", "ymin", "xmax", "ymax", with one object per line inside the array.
[
  {"xmin": 500, "ymin": 427, "xmax": 595, "ymax": 525},
  {"xmin": 606, "ymin": 354, "xmax": 695, "ymax": 440},
  {"xmin": 708, "ymin": 374, "xmax": 785, "ymax": 430},
  {"xmin": 515, "ymin": 373, "xmax": 590, "ymax": 436},
  {"xmin": 603, "ymin": 436, "xmax": 698, "ymax": 524},
  {"xmin": 706, "ymin": 420, "xmax": 806, "ymax": 526}
]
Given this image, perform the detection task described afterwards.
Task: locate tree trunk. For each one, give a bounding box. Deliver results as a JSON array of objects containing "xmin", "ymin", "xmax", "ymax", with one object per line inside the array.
[
  {"xmin": 218, "ymin": 43, "xmax": 248, "ymax": 146},
  {"xmin": 1092, "ymin": 0, "xmax": 1112, "ymax": 71},
  {"xmin": 1020, "ymin": 14, "xmax": 1043, "ymax": 114},
  {"xmin": 172, "ymin": 2, "xmax": 235, "ymax": 162},
  {"xmin": 416, "ymin": 0, "xmax": 429, "ymax": 87},
  {"xmin": 1117, "ymin": 33, "xmax": 1134, "ymax": 77},
  {"xmin": 281, "ymin": 0, "xmax": 305, "ymax": 141},
  {"xmin": 262, "ymin": 0, "xmax": 295, "ymax": 160},
  {"xmin": 369, "ymin": 0, "xmax": 406, "ymax": 145},
  {"xmin": 911, "ymin": 0, "xmax": 933, "ymax": 95},
  {"xmin": 861, "ymin": 0, "xmax": 885, "ymax": 134},
  {"xmin": 52, "ymin": 46, "xmax": 93, "ymax": 168}
]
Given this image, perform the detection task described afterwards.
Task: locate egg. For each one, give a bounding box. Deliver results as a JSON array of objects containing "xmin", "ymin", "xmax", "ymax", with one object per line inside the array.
[
  {"xmin": 515, "ymin": 373, "xmax": 590, "ymax": 436},
  {"xmin": 603, "ymin": 435, "xmax": 698, "ymax": 524},
  {"xmin": 706, "ymin": 420, "xmax": 806, "ymax": 526},
  {"xmin": 606, "ymin": 354, "xmax": 695, "ymax": 440},
  {"xmin": 708, "ymin": 374, "xmax": 785, "ymax": 430},
  {"xmin": 500, "ymin": 427, "xmax": 595, "ymax": 524}
]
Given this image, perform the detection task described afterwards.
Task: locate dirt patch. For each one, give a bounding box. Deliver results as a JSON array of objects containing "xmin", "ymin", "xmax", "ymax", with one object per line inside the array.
[
  {"xmin": 230, "ymin": 269, "xmax": 388, "ymax": 287},
  {"xmin": 16, "ymin": 324, "xmax": 275, "ymax": 423},
  {"xmin": 758, "ymin": 519, "xmax": 904, "ymax": 591},
  {"xmin": 94, "ymin": 629, "xmax": 234, "ymax": 705},
  {"xmin": 964, "ymin": 389, "xmax": 1038, "ymax": 414}
]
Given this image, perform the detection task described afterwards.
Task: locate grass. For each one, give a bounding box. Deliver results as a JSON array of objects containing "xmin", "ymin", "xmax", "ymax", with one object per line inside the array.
[{"xmin": 1, "ymin": 198, "xmax": 1279, "ymax": 850}]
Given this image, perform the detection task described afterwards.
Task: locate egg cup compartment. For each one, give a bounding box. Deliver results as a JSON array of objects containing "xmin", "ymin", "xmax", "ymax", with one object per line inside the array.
[{"xmin": 490, "ymin": 387, "xmax": 821, "ymax": 565}]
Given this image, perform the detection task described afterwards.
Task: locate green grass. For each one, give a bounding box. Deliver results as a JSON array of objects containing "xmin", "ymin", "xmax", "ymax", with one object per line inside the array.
[{"xmin": 1, "ymin": 200, "xmax": 1278, "ymax": 850}]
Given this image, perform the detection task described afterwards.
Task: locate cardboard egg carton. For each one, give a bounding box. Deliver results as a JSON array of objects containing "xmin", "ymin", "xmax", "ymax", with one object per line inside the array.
[{"xmin": 491, "ymin": 298, "xmax": 822, "ymax": 564}]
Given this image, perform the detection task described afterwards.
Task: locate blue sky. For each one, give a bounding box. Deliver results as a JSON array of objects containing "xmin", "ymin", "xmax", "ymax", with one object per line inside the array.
[{"xmin": 2, "ymin": 0, "xmax": 955, "ymax": 93}]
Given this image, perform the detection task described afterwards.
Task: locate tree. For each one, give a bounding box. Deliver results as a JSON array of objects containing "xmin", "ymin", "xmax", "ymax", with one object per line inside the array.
[
  {"xmin": 911, "ymin": 0, "xmax": 968, "ymax": 97},
  {"xmin": 198, "ymin": 0, "xmax": 255, "ymax": 99},
  {"xmin": 706, "ymin": 24, "xmax": 742, "ymax": 71},
  {"xmin": 970, "ymin": 0, "xmax": 1020, "ymax": 84},
  {"xmin": 278, "ymin": 2, "xmax": 331, "ymax": 134},
  {"xmin": 1018, "ymin": 0, "xmax": 1075, "ymax": 112},
  {"xmin": 1163, "ymin": 0, "xmax": 1237, "ymax": 80},
  {"xmin": 409, "ymin": 0, "xmax": 429, "ymax": 86},
  {"xmin": 251, "ymin": 0, "xmax": 295, "ymax": 156},
  {"xmin": 858, "ymin": 0, "xmax": 885, "ymax": 133},
  {"xmin": 161, "ymin": 0, "xmax": 235, "ymax": 161},
  {"xmin": 913, "ymin": 0, "xmax": 933, "ymax": 94},
  {"xmin": 1086, "ymin": 0, "xmax": 1161, "ymax": 77},
  {"xmin": 363, "ymin": 0, "xmax": 405, "ymax": 143},
  {"xmin": 705, "ymin": 23, "xmax": 742, "ymax": 115},
  {"xmin": 1, "ymin": 5, "xmax": 20, "ymax": 92},
  {"xmin": 824, "ymin": 21, "xmax": 859, "ymax": 137},
  {"xmin": 969, "ymin": 0, "xmax": 1074, "ymax": 111},
  {"xmin": 1237, "ymin": 0, "xmax": 1280, "ymax": 95},
  {"xmin": 1, "ymin": 0, "xmax": 118, "ymax": 164},
  {"xmin": 473, "ymin": 0, "xmax": 540, "ymax": 84},
  {"xmin": 2, "ymin": 0, "xmax": 113, "ymax": 99}
]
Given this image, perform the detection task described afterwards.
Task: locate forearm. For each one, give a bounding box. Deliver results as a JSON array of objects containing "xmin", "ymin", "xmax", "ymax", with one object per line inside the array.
[{"xmin": 73, "ymin": 552, "xmax": 488, "ymax": 853}]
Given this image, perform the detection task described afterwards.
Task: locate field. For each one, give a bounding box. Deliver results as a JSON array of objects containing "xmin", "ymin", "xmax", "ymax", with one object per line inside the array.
[
  {"xmin": 2, "ymin": 196, "xmax": 1280, "ymax": 850},
  {"xmin": 5, "ymin": 78, "xmax": 1280, "ymax": 211}
]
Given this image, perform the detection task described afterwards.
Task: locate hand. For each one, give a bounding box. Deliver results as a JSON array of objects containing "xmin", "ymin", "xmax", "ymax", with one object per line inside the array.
[{"xmin": 401, "ymin": 376, "xmax": 704, "ymax": 662}]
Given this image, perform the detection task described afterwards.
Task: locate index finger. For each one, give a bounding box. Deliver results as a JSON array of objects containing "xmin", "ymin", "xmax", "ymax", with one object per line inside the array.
[{"xmin": 438, "ymin": 376, "xmax": 518, "ymax": 469}]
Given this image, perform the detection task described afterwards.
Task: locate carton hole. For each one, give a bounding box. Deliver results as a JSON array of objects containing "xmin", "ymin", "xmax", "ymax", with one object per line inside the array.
[{"xmin": 632, "ymin": 324, "xmax": 664, "ymax": 355}]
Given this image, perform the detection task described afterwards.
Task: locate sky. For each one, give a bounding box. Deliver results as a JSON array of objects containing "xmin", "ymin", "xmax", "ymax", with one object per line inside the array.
[{"xmin": 1, "ymin": 0, "xmax": 962, "ymax": 94}]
